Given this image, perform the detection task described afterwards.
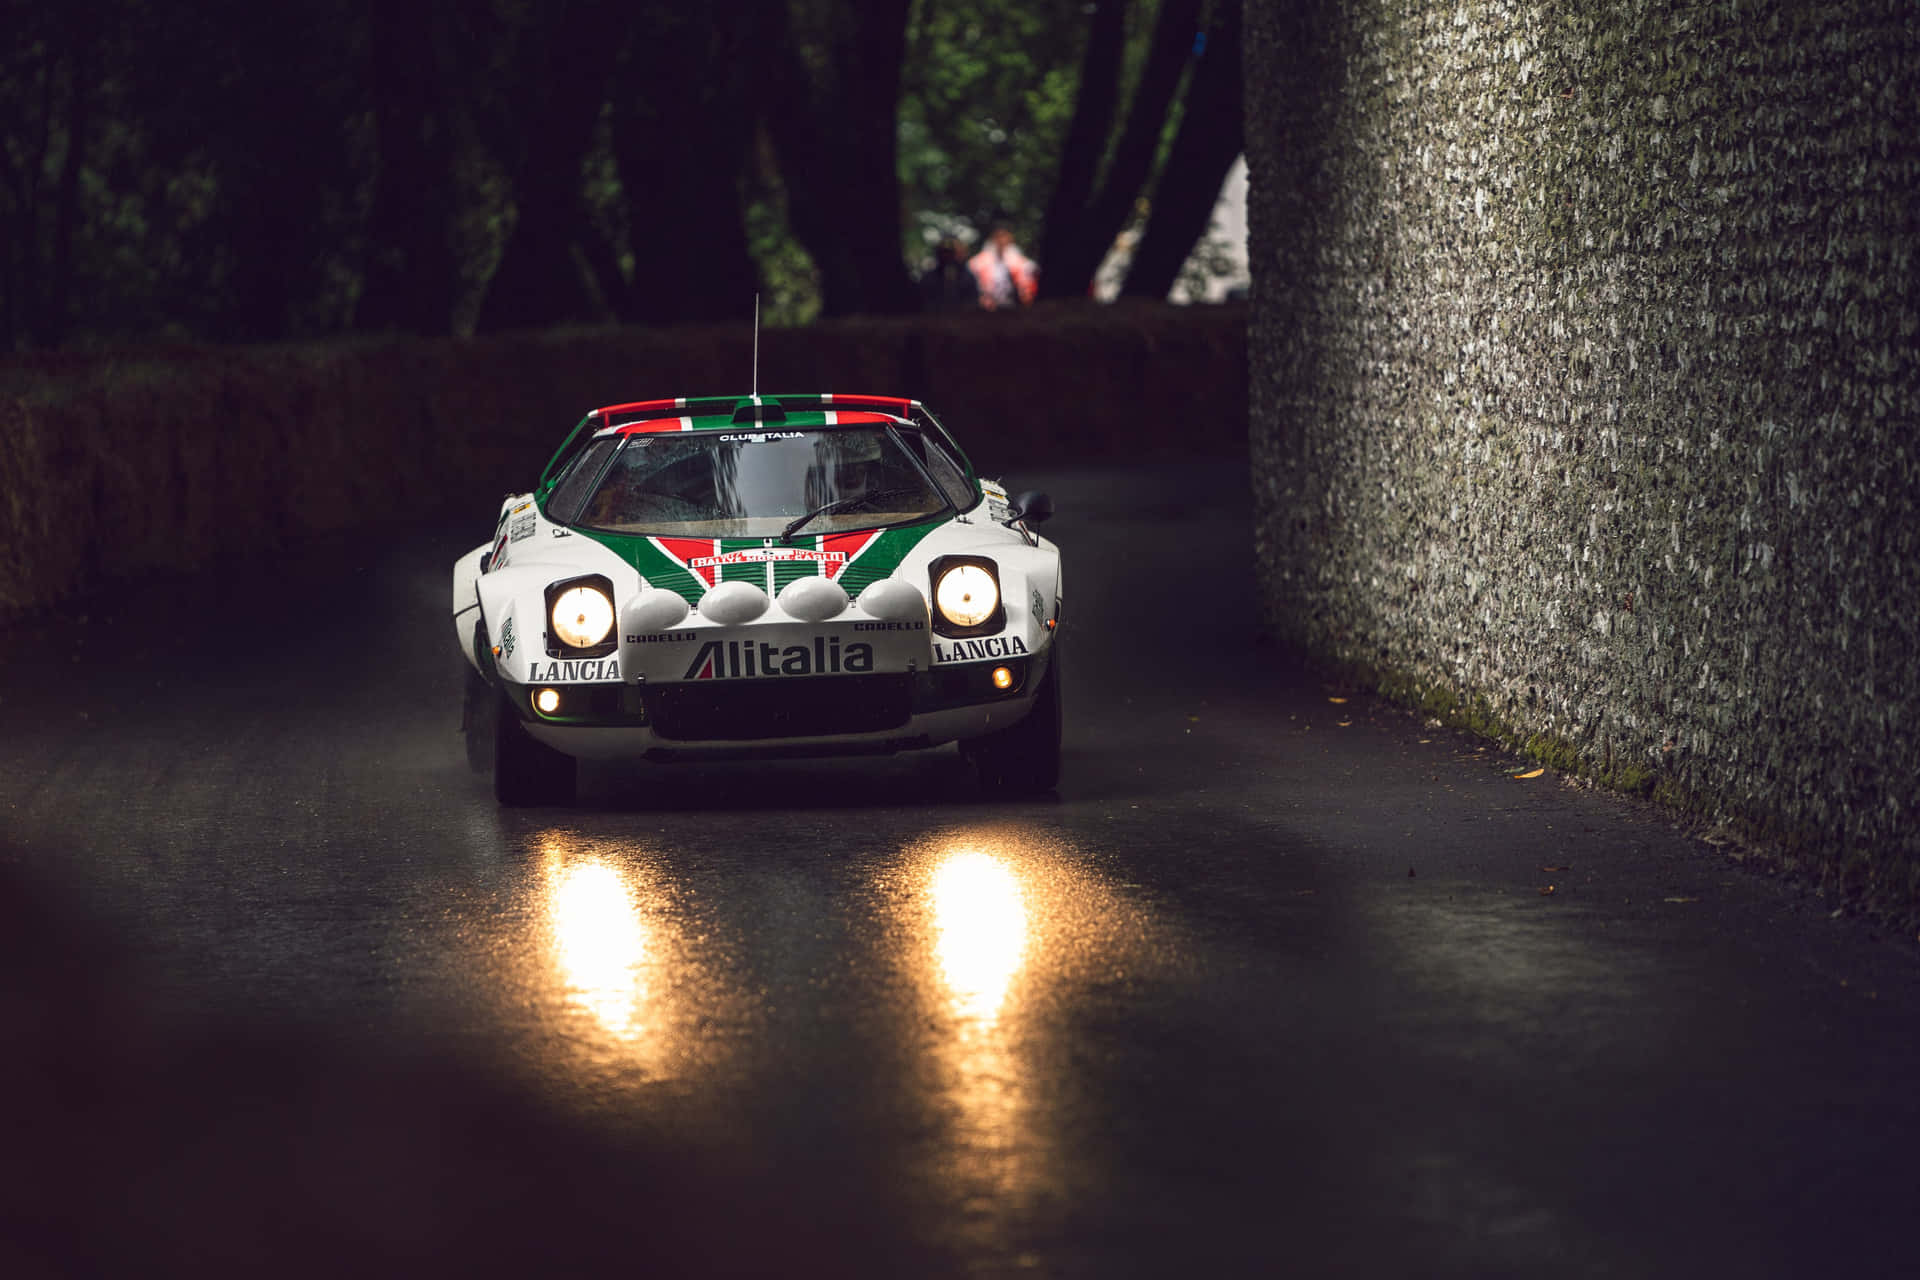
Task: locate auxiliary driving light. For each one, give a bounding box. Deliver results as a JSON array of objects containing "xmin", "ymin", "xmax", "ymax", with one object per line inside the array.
[
  {"xmin": 991, "ymin": 666, "xmax": 1015, "ymax": 690},
  {"xmin": 534, "ymin": 687, "xmax": 562, "ymax": 715}
]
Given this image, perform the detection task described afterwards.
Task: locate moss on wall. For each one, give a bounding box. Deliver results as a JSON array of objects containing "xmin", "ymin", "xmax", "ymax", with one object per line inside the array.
[{"xmin": 1246, "ymin": 0, "xmax": 1920, "ymax": 919}]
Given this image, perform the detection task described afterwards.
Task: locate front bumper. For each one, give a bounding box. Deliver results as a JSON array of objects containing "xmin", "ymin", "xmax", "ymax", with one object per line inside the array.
[{"xmin": 500, "ymin": 652, "xmax": 1045, "ymax": 760}]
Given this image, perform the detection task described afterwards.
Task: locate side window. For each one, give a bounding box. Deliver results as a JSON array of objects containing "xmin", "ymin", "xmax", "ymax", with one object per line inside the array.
[
  {"xmin": 920, "ymin": 436, "xmax": 977, "ymax": 510},
  {"xmin": 547, "ymin": 438, "xmax": 619, "ymax": 525},
  {"xmin": 896, "ymin": 428, "xmax": 976, "ymax": 510}
]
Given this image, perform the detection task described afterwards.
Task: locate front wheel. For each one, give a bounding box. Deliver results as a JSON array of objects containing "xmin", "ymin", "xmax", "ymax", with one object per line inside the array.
[
  {"xmin": 966, "ymin": 645, "xmax": 1062, "ymax": 796},
  {"xmin": 462, "ymin": 663, "xmax": 496, "ymax": 773},
  {"xmin": 494, "ymin": 688, "xmax": 577, "ymax": 807}
]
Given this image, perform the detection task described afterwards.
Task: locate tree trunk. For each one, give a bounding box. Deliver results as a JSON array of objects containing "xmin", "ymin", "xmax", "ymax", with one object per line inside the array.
[
  {"xmin": 759, "ymin": 0, "xmax": 917, "ymax": 317},
  {"xmin": 608, "ymin": 11, "xmax": 761, "ymax": 326},
  {"xmin": 0, "ymin": 3, "xmax": 87, "ymax": 348},
  {"xmin": 476, "ymin": 3, "xmax": 626, "ymax": 333},
  {"xmin": 1040, "ymin": 0, "xmax": 1204, "ymax": 301},
  {"xmin": 1036, "ymin": 0, "xmax": 1128, "ymax": 296},
  {"xmin": 1121, "ymin": 0, "xmax": 1243, "ymax": 300},
  {"xmin": 197, "ymin": 0, "xmax": 363, "ymax": 341},
  {"xmin": 358, "ymin": 0, "xmax": 461, "ymax": 335},
  {"xmin": 41, "ymin": 12, "xmax": 90, "ymax": 349}
]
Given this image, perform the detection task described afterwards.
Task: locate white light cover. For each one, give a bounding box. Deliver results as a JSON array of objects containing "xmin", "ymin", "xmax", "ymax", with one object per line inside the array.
[
  {"xmin": 623, "ymin": 588, "xmax": 690, "ymax": 635},
  {"xmin": 858, "ymin": 579, "xmax": 928, "ymax": 624},
  {"xmin": 551, "ymin": 584, "xmax": 615, "ymax": 648},
  {"xmin": 700, "ymin": 580, "xmax": 770, "ymax": 625},
  {"xmin": 935, "ymin": 564, "xmax": 998, "ymax": 628},
  {"xmin": 778, "ymin": 575, "xmax": 850, "ymax": 622}
]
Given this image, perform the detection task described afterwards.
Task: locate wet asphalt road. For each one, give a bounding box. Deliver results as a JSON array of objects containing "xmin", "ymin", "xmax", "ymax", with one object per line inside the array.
[{"xmin": 4, "ymin": 462, "xmax": 1920, "ymax": 1278}]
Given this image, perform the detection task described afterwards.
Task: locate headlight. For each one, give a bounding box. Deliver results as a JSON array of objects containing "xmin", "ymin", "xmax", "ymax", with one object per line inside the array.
[
  {"xmin": 935, "ymin": 563, "xmax": 999, "ymax": 628},
  {"xmin": 550, "ymin": 583, "xmax": 615, "ymax": 649}
]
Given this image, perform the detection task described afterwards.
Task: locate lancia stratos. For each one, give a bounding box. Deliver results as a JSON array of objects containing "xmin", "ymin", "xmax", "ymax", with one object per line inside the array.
[{"xmin": 451, "ymin": 394, "xmax": 1061, "ymax": 805}]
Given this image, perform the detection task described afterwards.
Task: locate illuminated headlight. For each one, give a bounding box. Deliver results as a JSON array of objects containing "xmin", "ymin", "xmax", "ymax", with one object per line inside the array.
[
  {"xmin": 935, "ymin": 564, "xmax": 999, "ymax": 628},
  {"xmin": 533, "ymin": 687, "xmax": 561, "ymax": 715},
  {"xmin": 550, "ymin": 583, "xmax": 614, "ymax": 649}
]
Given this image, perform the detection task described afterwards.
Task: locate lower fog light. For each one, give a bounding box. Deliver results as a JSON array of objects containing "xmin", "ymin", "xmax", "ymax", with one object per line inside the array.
[
  {"xmin": 991, "ymin": 666, "xmax": 1015, "ymax": 691},
  {"xmin": 534, "ymin": 687, "xmax": 562, "ymax": 715}
]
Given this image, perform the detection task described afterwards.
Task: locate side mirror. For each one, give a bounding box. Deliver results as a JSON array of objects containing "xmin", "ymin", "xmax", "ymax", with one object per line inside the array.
[{"xmin": 1010, "ymin": 489, "xmax": 1054, "ymax": 526}]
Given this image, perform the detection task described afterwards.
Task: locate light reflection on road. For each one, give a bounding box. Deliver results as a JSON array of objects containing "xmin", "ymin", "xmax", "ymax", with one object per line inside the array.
[
  {"xmin": 546, "ymin": 853, "xmax": 650, "ymax": 1038},
  {"xmin": 929, "ymin": 848, "xmax": 1029, "ymax": 1026},
  {"xmin": 472, "ymin": 815, "xmax": 1178, "ymax": 1225},
  {"xmin": 896, "ymin": 827, "xmax": 1169, "ymax": 1221},
  {"xmin": 499, "ymin": 832, "xmax": 736, "ymax": 1088}
]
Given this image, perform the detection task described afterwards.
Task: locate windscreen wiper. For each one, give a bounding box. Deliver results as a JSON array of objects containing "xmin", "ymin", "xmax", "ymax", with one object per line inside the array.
[{"xmin": 780, "ymin": 487, "xmax": 922, "ymax": 542}]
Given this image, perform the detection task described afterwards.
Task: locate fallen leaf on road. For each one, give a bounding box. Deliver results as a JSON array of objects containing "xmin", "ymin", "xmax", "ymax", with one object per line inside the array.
[
  {"xmin": 1539, "ymin": 885, "xmax": 1556, "ymax": 895},
  {"xmin": 1328, "ymin": 696, "xmax": 1348, "ymax": 704},
  {"xmin": 1337, "ymin": 720, "xmax": 1352, "ymax": 727},
  {"xmin": 1513, "ymin": 768, "xmax": 1545, "ymax": 779},
  {"xmin": 1663, "ymin": 896, "xmax": 1699, "ymax": 904},
  {"xmin": 1541, "ymin": 864, "xmax": 1571, "ymax": 872}
]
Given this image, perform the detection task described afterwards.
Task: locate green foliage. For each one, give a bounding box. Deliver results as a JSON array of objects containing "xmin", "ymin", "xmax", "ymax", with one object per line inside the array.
[
  {"xmin": 897, "ymin": 0, "xmax": 1084, "ymax": 262},
  {"xmin": 897, "ymin": 0, "xmax": 1190, "ymax": 269},
  {"xmin": 746, "ymin": 181, "xmax": 823, "ymax": 328}
]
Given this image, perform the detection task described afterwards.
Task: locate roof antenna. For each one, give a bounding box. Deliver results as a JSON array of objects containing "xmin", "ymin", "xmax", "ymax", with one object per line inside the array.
[{"xmin": 752, "ymin": 293, "xmax": 760, "ymax": 399}]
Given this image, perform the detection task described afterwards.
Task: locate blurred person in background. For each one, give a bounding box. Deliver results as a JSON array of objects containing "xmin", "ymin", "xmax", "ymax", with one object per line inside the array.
[
  {"xmin": 920, "ymin": 239, "xmax": 981, "ymax": 311},
  {"xmin": 969, "ymin": 223, "xmax": 1037, "ymax": 310}
]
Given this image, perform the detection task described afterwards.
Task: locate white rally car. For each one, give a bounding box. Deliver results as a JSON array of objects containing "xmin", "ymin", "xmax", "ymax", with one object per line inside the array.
[{"xmin": 452, "ymin": 394, "xmax": 1061, "ymax": 805}]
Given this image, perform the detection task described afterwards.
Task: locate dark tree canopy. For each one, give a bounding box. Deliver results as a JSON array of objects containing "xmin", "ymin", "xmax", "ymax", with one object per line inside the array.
[{"xmin": 0, "ymin": 0, "xmax": 1241, "ymax": 349}]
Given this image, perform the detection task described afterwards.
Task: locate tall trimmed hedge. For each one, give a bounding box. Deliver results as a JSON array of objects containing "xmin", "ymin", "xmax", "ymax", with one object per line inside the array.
[{"xmin": 0, "ymin": 304, "xmax": 1245, "ymax": 619}]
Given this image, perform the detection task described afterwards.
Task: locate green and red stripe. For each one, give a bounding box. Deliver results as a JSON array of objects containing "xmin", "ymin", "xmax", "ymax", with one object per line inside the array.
[{"xmin": 580, "ymin": 522, "xmax": 939, "ymax": 604}]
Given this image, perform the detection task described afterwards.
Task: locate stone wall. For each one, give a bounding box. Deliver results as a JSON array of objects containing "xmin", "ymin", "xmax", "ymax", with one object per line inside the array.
[{"xmin": 1245, "ymin": 0, "xmax": 1920, "ymax": 909}]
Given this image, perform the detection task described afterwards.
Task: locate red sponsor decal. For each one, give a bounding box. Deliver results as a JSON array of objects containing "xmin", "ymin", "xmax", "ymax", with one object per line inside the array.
[
  {"xmin": 619, "ymin": 416, "xmax": 692, "ymax": 434},
  {"xmin": 688, "ymin": 548, "xmax": 848, "ymax": 571},
  {"xmin": 821, "ymin": 395, "xmax": 912, "ymax": 415},
  {"xmin": 654, "ymin": 537, "xmax": 719, "ymax": 585},
  {"xmin": 820, "ymin": 531, "xmax": 879, "ymax": 578},
  {"xmin": 653, "ymin": 532, "xmax": 885, "ymax": 586}
]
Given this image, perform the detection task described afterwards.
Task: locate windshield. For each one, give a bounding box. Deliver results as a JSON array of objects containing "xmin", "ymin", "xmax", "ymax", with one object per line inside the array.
[{"xmin": 573, "ymin": 425, "xmax": 957, "ymax": 539}]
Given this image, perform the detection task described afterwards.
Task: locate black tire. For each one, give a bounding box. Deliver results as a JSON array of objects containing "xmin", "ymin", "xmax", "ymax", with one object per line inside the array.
[
  {"xmin": 494, "ymin": 688, "xmax": 578, "ymax": 807},
  {"xmin": 967, "ymin": 644, "xmax": 1062, "ymax": 795},
  {"xmin": 461, "ymin": 663, "xmax": 496, "ymax": 773}
]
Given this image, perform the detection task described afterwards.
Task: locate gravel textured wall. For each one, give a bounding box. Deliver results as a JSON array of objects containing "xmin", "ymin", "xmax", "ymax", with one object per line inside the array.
[{"xmin": 1246, "ymin": 0, "xmax": 1920, "ymax": 908}]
